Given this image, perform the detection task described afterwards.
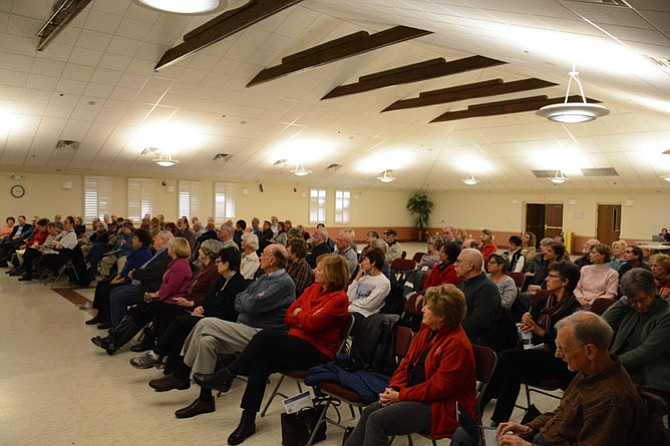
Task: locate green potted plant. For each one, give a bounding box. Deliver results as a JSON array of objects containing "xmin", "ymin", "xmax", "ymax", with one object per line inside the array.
[{"xmin": 406, "ymin": 193, "xmax": 434, "ymax": 242}]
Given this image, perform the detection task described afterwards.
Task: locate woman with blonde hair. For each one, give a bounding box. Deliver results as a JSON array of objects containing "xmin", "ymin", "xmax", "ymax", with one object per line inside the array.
[
  {"xmin": 649, "ymin": 253, "xmax": 670, "ymax": 301},
  {"xmin": 608, "ymin": 240, "xmax": 627, "ymax": 271},
  {"xmin": 193, "ymin": 253, "xmax": 350, "ymax": 445},
  {"xmin": 345, "ymin": 284, "xmax": 476, "ymax": 445}
]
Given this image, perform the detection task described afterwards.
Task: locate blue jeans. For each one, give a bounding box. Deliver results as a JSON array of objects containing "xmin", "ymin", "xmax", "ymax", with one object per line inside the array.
[
  {"xmin": 451, "ymin": 428, "xmax": 547, "ymax": 446},
  {"xmin": 109, "ymin": 284, "xmax": 142, "ymax": 326}
]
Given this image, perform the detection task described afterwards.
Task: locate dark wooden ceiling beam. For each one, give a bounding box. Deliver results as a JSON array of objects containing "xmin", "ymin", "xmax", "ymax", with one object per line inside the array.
[
  {"xmin": 37, "ymin": 0, "xmax": 93, "ymax": 51},
  {"xmin": 246, "ymin": 26, "xmax": 432, "ymax": 87},
  {"xmin": 321, "ymin": 55, "xmax": 506, "ymax": 100},
  {"xmin": 382, "ymin": 78, "xmax": 557, "ymax": 112},
  {"xmin": 430, "ymin": 94, "xmax": 601, "ymax": 122},
  {"xmin": 155, "ymin": 0, "xmax": 303, "ymax": 71}
]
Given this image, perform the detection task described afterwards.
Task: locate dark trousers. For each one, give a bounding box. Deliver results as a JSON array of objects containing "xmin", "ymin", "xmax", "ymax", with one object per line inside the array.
[
  {"xmin": 128, "ymin": 301, "xmax": 190, "ymax": 341},
  {"xmin": 481, "ymin": 347, "xmax": 573, "ymax": 424},
  {"xmin": 21, "ymin": 247, "xmax": 42, "ymax": 278},
  {"xmin": 157, "ymin": 314, "xmax": 200, "ymax": 378},
  {"xmin": 42, "ymin": 249, "xmax": 71, "ymax": 272},
  {"xmin": 93, "ymin": 279, "xmax": 124, "ymax": 321},
  {"xmin": 228, "ymin": 330, "xmax": 329, "ymax": 413},
  {"xmin": 86, "ymin": 243, "xmax": 111, "ymax": 277},
  {"xmin": 344, "ymin": 401, "xmax": 432, "ymax": 446}
]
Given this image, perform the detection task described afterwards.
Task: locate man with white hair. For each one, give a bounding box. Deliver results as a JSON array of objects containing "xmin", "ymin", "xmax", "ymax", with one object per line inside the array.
[
  {"xmin": 306, "ymin": 227, "xmax": 331, "ymax": 268},
  {"xmin": 218, "ymin": 224, "xmax": 239, "ymax": 250},
  {"xmin": 455, "ymin": 248, "xmax": 501, "ymax": 348},
  {"xmin": 335, "ymin": 230, "xmax": 358, "ymax": 278}
]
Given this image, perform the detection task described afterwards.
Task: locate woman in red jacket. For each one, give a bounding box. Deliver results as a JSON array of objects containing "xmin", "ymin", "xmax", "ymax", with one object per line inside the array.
[
  {"xmin": 345, "ymin": 283, "xmax": 476, "ymax": 445},
  {"xmin": 193, "ymin": 253, "xmax": 350, "ymax": 445},
  {"xmin": 413, "ymin": 242, "xmax": 462, "ymax": 310}
]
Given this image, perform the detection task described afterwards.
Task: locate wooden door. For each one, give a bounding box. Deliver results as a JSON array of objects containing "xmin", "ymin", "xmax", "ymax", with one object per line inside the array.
[
  {"xmin": 597, "ymin": 204, "xmax": 621, "ymax": 247},
  {"xmin": 526, "ymin": 204, "xmax": 546, "ymax": 241},
  {"xmin": 544, "ymin": 204, "xmax": 564, "ymax": 239}
]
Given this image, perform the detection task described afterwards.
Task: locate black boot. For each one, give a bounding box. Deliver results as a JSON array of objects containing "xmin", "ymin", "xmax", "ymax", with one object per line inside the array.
[
  {"xmin": 193, "ymin": 367, "xmax": 235, "ymax": 393},
  {"xmin": 105, "ymin": 315, "xmax": 141, "ymax": 355},
  {"xmin": 227, "ymin": 410, "xmax": 256, "ymax": 445}
]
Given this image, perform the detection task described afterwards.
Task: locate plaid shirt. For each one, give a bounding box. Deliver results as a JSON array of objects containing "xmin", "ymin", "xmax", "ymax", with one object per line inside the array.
[{"xmin": 287, "ymin": 257, "xmax": 313, "ymax": 297}]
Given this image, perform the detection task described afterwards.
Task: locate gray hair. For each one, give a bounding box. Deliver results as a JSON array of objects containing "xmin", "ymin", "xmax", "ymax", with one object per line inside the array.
[
  {"xmin": 427, "ymin": 235, "xmax": 445, "ymax": 251},
  {"xmin": 155, "ymin": 230, "xmax": 174, "ymax": 244},
  {"xmin": 621, "ymin": 268, "xmax": 656, "ymax": 300},
  {"xmin": 555, "ymin": 311, "xmax": 613, "ymax": 351},
  {"xmin": 539, "ymin": 237, "xmax": 554, "ymax": 247},
  {"xmin": 460, "ymin": 248, "xmax": 484, "ymax": 271},
  {"xmin": 315, "ymin": 227, "xmax": 329, "ymax": 239},
  {"xmin": 370, "ymin": 238, "xmax": 387, "ymax": 254},
  {"xmin": 200, "ymin": 239, "xmax": 223, "ymax": 259},
  {"xmin": 242, "ymin": 232, "xmax": 259, "ymax": 250}
]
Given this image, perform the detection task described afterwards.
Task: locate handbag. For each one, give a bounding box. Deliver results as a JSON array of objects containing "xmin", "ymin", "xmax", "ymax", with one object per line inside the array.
[{"xmin": 280, "ymin": 398, "xmax": 329, "ymax": 446}]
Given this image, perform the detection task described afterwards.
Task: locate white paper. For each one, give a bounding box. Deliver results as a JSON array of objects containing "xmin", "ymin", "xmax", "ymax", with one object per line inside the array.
[{"xmin": 282, "ymin": 391, "xmax": 313, "ymax": 414}]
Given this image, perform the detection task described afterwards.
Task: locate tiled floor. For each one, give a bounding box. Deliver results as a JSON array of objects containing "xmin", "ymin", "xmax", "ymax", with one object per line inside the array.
[{"xmin": 0, "ymin": 246, "xmax": 563, "ymax": 446}]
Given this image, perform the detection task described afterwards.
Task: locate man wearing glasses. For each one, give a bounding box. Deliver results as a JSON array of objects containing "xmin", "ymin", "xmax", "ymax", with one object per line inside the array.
[{"xmin": 494, "ymin": 312, "xmax": 644, "ymax": 446}]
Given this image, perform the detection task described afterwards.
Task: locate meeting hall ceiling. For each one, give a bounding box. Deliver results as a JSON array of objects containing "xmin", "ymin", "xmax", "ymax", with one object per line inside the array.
[{"xmin": 0, "ymin": 0, "xmax": 669, "ymax": 191}]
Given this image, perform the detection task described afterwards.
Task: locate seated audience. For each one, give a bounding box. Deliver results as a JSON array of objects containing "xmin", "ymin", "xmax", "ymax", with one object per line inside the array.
[
  {"xmin": 452, "ymin": 312, "xmax": 645, "ymax": 446},
  {"xmin": 0, "ymin": 217, "xmax": 14, "ymax": 240},
  {"xmin": 479, "ymin": 261, "xmax": 582, "ymax": 425},
  {"xmin": 0, "ymin": 215, "xmax": 33, "ymax": 267},
  {"xmin": 384, "ymin": 229, "xmax": 403, "ymax": 263},
  {"xmin": 573, "ymin": 243, "xmax": 619, "ymax": 307},
  {"xmin": 608, "ymin": 240, "xmax": 627, "ymax": 271},
  {"xmin": 442, "ymin": 224, "xmax": 463, "ymax": 246},
  {"xmin": 91, "ymin": 237, "xmax": 194, "ymax": 354},
  {"xmin": 660, "ymin": 227, "xmax": 670, "ymax": 242},
  {"xmin": 272, "ymin": 221, "xmax": 287, "ymax": 246},
  {"xmin": 249, "ymin": 217, "xmax": 261, "ymax": 238},
  {"xmin": 521, "ymin": 231, "xmax": 537, "ymax": 269},
  {"xmin": 456, "ymin": 248, "xmax": 501, "ymax": 349},
  {"xmin": 233, "ymin": 219, "xmax": 246, "ymax": 246},
  {"xmin": 20, "ymin": 217, "xmax": 76, "ymax": 281},
  {"xmin": 649, "ymin": 253, "xmax": 670, "ymax": 301},
  {"xmin": 347, "ymin": 248, "xmax": 391, "ymax": 325},
  {"xmin": 478, "ymin": 229, "xmax": 497, "ymax": 262},
  {"xmin": 418, "ymin": 235, "xmax": 443, "ymax": 269},
  {"xmin": 335, "ymin": 229, "xmax": 358, "ymax": 278},
  {"xmin": 129, "ymin": 247, "xmax": 247, "ymax": 372},
  {"xmin": 286, "ymin": 237, "xmax": 313, "ymax": 297},
  {"xmin": 84, "ymin": 222, "xmax": 112, "ymax": 278},
  {"xmin": 73, "ymin": 216, "xmax": 86, "ymax": 237},
  {"xmin": 306, "ymin": 227, "xmax": 331, "ymax": 268},
  {"xmin": 414, "ymin": 242, "xmax": 462, "ymax": 309},
  {"xmin": 524, "ymin": 240, "xmax": 564, "ymax": 296},
  {"xmin": 175, "ymin": 217, "xmax": 196, "ymax": 251},
  {"xmin": 259, "ymin": 220, "xmax": 274, "ymax": 251},
  {"xmin": 239, "ymin": 233, "xmax": 260, "ymax": 280},
  {"xmin": 344, "ymin": 284, "xmax": 476, "ymax": 445},
  {"xmin": 574, "ymin": 238, "xmax": 600, "ymax": 270},
  {"xmin": 192, "ymin": 253, "xmax": 349, "ymax": 445},
  {"xmin": 505, "ymin": 236, "xmax": 523, "ymax": 273},
  {"xmin": 486, "ymin": 253, "xmax": 517, "ymax": 310},
  {"xmin": 86, "ymin": 229, "xmax": 153, "ymax": 328},
  {"xmin": 7, "ymin": 218, "xmax": 49, "ymax": 275},
  {"xmin": 218, "ymin": 224, "xmax": 239, "ymax": 250},
  {"xmin": 107, "ymin": 231, "xmax": 174, "ymax": 326},
  {"xmin": 98, "ymin": 222, "xmax": 134, "ymax": 278},
  {"xmin": 166, "ymin": 244, "xmax": 295, "ymax": 416},
  {"xmin": 603, "ymin": 268, "xmax": 670, "ymax": 404},
  {"xmin": 359, "ymin": 230, "xmax": 382, "ymax": 262},
  {"xmin": 618, "ymin": 245, "xmax": 650, "ymax": 279}
]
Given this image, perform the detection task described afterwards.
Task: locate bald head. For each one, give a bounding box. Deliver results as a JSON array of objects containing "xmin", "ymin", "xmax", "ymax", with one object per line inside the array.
[
  {"xmin": 455, "ymin": 248, "xmax": 484, "ymax": 280},
  {"xmin": 461, "ymin": 248, "xmax": 483, "ymax": 270}
]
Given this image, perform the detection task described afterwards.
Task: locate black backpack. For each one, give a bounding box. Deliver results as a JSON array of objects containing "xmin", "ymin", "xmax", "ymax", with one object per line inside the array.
[{"xmin": 348, "ymin": 313, "xmax": 400, "ymax": 376}]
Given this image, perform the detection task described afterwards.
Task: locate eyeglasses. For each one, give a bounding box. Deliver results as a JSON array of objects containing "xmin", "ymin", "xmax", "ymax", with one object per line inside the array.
[
  {"xmin": 555, "ymin": 344, "xmax": 585, "ymax": 355},
  {"xmin": 455, "ymin": 259, "xmax": 470, "ymax": 264},
  {"xmin": 215, "ymin": 258, "xmax": 222, "ymax": 264}
]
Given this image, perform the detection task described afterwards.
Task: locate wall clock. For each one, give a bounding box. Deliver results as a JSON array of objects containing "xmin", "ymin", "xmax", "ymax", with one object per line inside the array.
[{"xmin": 10, "ymin": 184, "xmax": 25, "ymax": 198}]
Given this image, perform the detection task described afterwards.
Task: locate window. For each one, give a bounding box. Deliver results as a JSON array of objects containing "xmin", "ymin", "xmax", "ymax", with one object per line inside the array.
[
  {"xmin": 84, "ymin": 176, "xmax": 112, "ymax": 223},
  {"xmin": 127, "ymin": 178, "xmax": 154, "ymax": 224},
  {"xmin": 309, "ymin": 188, "xmax": 326, "ymax": 224},
  {"xmin": 214, "ymin": 182, "xmax": 236, "ymax": 223},
  {"xmin": 178, "ymin": 180, "xmax": 201, "ymax": 219},
  {"xmin": 335, "ymin": 190, "xmax": 350, "ymax": 224}
]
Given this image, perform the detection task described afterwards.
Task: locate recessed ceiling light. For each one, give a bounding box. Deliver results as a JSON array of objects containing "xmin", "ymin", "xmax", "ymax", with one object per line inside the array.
[
  {"xmin": 462, "ymin": 173, "xmax": 478, "ymax": 186},
  {"xmin": 136, "ymin": 0, "xmax": 221, "ymax": 14}
]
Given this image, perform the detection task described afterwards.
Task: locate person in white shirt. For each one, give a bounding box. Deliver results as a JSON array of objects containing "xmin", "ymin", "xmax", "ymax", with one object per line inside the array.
[{"xmin": 347, "ymin": 248, "xmax": 391, "ymax": 328}]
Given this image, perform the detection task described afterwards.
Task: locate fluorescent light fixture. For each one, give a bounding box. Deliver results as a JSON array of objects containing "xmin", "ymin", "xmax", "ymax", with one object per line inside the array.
[
  {"xmin": 462, "ymin": 173, "xmax": 478, "ymax": 186},
  {"xmin": 661, "ymin": 174, "xmax": 670, "ymax": 183},
  {"xmin": 290, "ymin": 163, "xmax": 311, "ymax": 177},
  {"xmin": 153, "ymin": 150, "xmax": 179, "ymax": 167},
  {"xmin": 377, "ymin": 170, "xmax": 396, "ymax": 183},
  {"xmin": 550, "ymin": 170, "xmax": 569, "ymax": 184},
  {"xmin": 537, "ymin": 64, "xmax": 609, "ymax": 123},
  {"xmin": 136, "ymin": 0, "xmax": 221, "ymax": 14}
]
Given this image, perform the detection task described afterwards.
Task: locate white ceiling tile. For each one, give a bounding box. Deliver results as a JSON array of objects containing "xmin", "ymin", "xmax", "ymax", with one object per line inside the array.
[
  {"xmin": 84, "ymin": 10, "xmax": 123, "ymax": 34},
  {"xmin": 61, "ymin": 63, "xmax": 95, "ymax": 82},
  {"xmin": 116, "ymin": 17, "xmax": 154, "ymax": 41},
  {"xmin": 0, "ymin": 52, "xmax": 33, "ymax": 72},
  {"xmin": 35, "ymin": 43, "xmax": 74, "ymax": 62},
  {"xmin": 76, "ymin": 29, "xmax": 113, "ymax": 52},
  {"xmin": 68, "ymin": 47, "xmax": 103, "ymax": 66},
  {"xmin": 25, "ymin": 73, "xmax": 58, "ymax": 90},
  {"xmin": 90, "ymin": 67, "xmax": 123, "ymax": 85},
  {"xmin": 0, "ymin": 68, "xmax": 28, "ymax": 87},
  {"xmin": 56, "ymin": 78, "xmax": 86, "ymax": 95},
  {"xmin": 82, "ymin": 82, "xmax": 114, "ymax": 98}
]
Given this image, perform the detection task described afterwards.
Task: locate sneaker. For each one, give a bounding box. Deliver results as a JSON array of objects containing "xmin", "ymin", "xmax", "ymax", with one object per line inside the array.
[{"xmin": 130, "ymin": 352, "xmax": 161, "ymax": 369}]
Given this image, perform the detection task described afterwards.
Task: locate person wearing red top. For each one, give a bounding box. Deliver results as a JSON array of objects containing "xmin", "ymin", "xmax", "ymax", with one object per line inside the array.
[
  {"xmin": 344, "ymin": 284, "xmax": 477, "ymax": 445},
  {"xmin": 9, "ymin": 218, "xmax": 49, "ymax": 273},
  {"xmin": 413, "ymin": 242, "xmax": 462, "ymax": 311},
  {"xmin": 478, "ymin": 229, "xmax": 498, "ymax": 262},
  {"xmin": 193, "ymin": 253, "xmax": 350, "ymax": 445}
]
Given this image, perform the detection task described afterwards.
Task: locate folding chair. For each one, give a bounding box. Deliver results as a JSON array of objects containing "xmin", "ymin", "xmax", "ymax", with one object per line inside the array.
[
  {"xmin": 390, "ymin": 258, "xmax": 416, "ymax": 283},
  {"xmin": 412, "ymin": 252, "xmax": 425, "ymax": 264},
  {"xmin": 260, "ymin": 314, "xmax": 355, "ymax": 417},
  {"xmin": 590, "ymin": 298, "xmax": 616, "ymax": 315},
  {"xmin": 308, "ymin": 325, "xmax": 414, "ymax": 445}
]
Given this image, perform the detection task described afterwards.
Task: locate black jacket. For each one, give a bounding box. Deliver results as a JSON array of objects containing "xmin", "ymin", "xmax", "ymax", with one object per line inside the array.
[
  {"xmin": 133, "ymin": 249, "xmax": 172, "ymax": 294},
  {"xmin": 203, "ymin": 273, "xmax": 249, "ymax": 321}
]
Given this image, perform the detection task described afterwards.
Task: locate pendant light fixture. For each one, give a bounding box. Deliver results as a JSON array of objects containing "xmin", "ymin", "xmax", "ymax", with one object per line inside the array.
[
  {"xmin": 462, "ymin": 173, "xmax": 478, "ymax": 186},
  {"xmin": 290, "ymin": 163, "xmax": 311, "ymax": 177},
  {"xmin": 536, "ymin": 63, "xmax": 609, "ymax": 123},
  {"xmin": 153, "ymin": 150, "xmax": 179, "ymax": 167},
  {"xmin": 550, "ymin": 170, "xmax": 569, "ymax": 184},
  {"xmin": 377, "ymin": 170, "xmax": 396, "ymax": 183}
]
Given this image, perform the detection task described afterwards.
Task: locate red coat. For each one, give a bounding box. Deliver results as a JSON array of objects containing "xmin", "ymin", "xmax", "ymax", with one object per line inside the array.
[
  {"xmin": 422, "ymin": 262, "xmax": 461, "ymax": 290},
  {"xmin": 389, "ymin": 324, "xmax": 476, "ymax": 439},
  {"xmin": 479, "ymin": 242, "xmax": 497, "ymax": 262},
  {"xmin": 285, "ymin": 283, "xmax": 349, "ymax": 359}
]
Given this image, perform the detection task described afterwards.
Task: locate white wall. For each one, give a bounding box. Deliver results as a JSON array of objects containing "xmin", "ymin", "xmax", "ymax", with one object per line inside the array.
[{"xmin": 1, "ymin": 169, "xmax": 667, "ymax": 239}]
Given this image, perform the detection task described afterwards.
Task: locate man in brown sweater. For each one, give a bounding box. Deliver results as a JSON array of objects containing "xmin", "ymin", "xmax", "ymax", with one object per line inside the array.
[{"xmin": 496, "ymin": 311, "xmax": 644, "ymax": 446}]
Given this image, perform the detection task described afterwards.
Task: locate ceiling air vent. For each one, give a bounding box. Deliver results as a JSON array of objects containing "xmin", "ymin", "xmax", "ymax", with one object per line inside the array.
[
  {"xmin": 213, "ymin": 153, "xmax": 232, "ymax": 161},
  {"xmin": 581, "ymin": 167, "xmax": 619, "ymax": 177},
  {"xmin": 141, "ymin": 147, "xmax": 161, "ymax": 156},
  {"xmin": 531, "ymin": 170, "xmax": 556, "ymax": 178},
  {"xmin": 326, "ymin": 163, "xmax": 342, "ymax": 171},
  {"xmin": 54, "ymin": 139, "xmax": 80, "ymax": 152}
]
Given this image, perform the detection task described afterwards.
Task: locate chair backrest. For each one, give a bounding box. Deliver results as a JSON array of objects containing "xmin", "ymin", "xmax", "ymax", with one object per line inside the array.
[
  {"xmin": 337, "ymin": 314, "xmax": 356, "ymax": 355},
  {"xmin": 472, "ymin": 344, "xmax": 498, "ymax": 409},
  {"xmin": 507, "ymin": 271, "xmax": 524, "ymax": 288},
  {"xmin": 391, "ymin": 258, "xmax": 416, "ymax": 272},
  {"xmin": 401, "ymin": 250, "xmax": 407, "ymax": 259},
  {"xmin": 590, "ymin": 298, "xmax": 616, "ymax": 315},
  {"xmin": 402, "ymin": 292, "xmax": 423, "ymax": 316},
  {"xmin": 394, "ymin": 325, "xmax": 414, "ymax": 360},
  {"xmin": 412, "ymin": 252, "xmax": 425, "ymax": 263}
]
